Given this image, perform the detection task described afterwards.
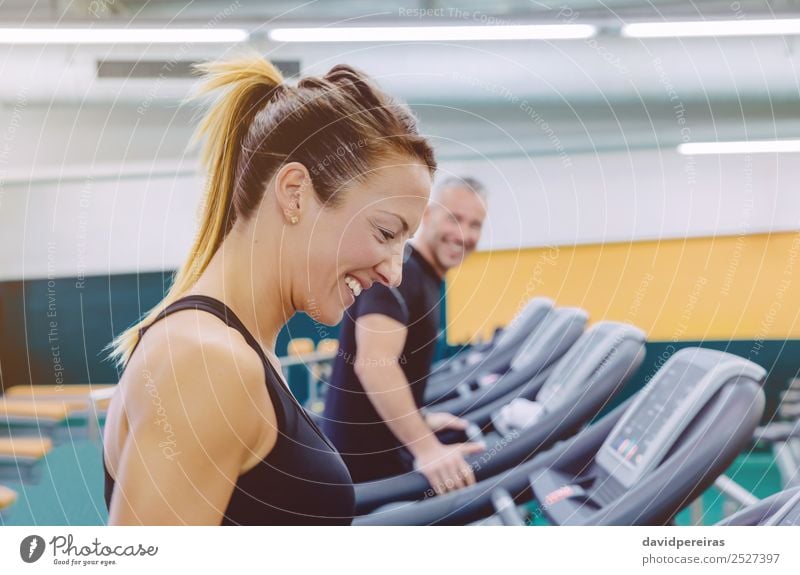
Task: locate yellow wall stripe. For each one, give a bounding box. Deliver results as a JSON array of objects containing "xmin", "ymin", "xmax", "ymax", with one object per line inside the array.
[{"xmin": 445, "ymin": 231, "xmax": 800, "ymax": 344}]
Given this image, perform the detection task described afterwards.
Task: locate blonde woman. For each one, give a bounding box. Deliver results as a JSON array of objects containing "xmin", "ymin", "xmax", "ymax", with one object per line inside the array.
[{"xmin": 103, "ymin": 57, "xmax": 436, "ymax": 525}]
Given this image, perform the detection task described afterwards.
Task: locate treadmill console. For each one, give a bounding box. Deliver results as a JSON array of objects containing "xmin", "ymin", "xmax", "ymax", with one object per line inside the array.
[
  {"xmin": 508, "ymin": 310, "xmax": 555, "ymax": 372},
  {"xmin": 495, "ymin": 297, "xmax": 553, "ymax": 349},
  {"xmin": 595, "ymin": 349, "xmax": 766, "ymax": 488},
  {"xmin": 509, "ymin": 308, "xmax": 588, "ymax": 373},
  {"xmin": 537, "ymin": 323, "xmax": 644, "ymax": 411}
]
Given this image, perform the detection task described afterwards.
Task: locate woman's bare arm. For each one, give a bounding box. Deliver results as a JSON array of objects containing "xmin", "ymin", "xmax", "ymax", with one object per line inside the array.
[{"xmin": 107, "ymin": 321, "xmax": 275, "ymax": 525}]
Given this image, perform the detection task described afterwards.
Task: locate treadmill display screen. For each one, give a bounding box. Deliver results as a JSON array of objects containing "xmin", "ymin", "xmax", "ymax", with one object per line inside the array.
[
  {"xmin": 606, "ymin": 361, "xmax": 708, "ymax": 467},
  {"xmin": 537, "ymin": 357, "xmax": 582, "ymax": 407},
  {"xmin": 538, "ymin": 340, "xmax": 597, "ymax": 408}
]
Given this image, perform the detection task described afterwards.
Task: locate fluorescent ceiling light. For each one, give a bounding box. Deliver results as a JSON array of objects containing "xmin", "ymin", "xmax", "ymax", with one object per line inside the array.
[
  {"xmin": 678, "ymin": 140, "xmax": 800, "ymax": 155},
  {"xmin": 623, "ymin": 19, "xmax": 800, "ymax": 38},
  {"xmin": 269, "ymin": 24, "xmax": 596, "ymax": 43},
  {"xmin": 0, "ymin": 28, "xmax": 249, "ymax": 44}
]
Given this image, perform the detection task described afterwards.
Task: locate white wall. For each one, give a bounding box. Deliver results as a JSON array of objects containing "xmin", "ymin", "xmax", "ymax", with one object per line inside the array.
[
  {"xmin": 3, "ymin": 145, "xmax": 798, "ymax": 281},
  {"xmin": 0, "ymin": 165, "xmax": 203, "ymax": 280},
  {"xmin": 444, "ymin": 149, "xmax": 800, "ymax": 251},
  {"xmin": 1, "ymin": 32, "xmax": 798, "ymax": 280}
]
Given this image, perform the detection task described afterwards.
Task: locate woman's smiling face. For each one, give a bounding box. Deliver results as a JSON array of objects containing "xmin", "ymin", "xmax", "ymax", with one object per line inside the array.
[{"xmin": 299, "ymin": 159, "xmax": 432, "ymax": 326}]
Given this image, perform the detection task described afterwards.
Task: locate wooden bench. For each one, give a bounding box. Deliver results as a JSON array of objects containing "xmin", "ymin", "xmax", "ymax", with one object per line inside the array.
[
  {"xmin": 0, "ymin": 401, "xmax": 72, "ymax": 443},
  {"xmin": 3, "ymin": 384, "xmax": 115, "ymax": 401},
  {"xmin": 0, "ymin": 401, "xmax": 71, "ymax": 421},
  {"xmin": 0, "ymin": 436, "xmax": 53, "ymax": 459},
  {"xmin": 0, "ymin": 393, "xmax": 113, "ymax": 444},
  {"xmin": 0, "ymin": 484, "xmax": 17, "ymax": 512},
  {"xmin": 2, "ymin": 385, "xmax": 115, "ymax": 425},
  {"xmin": 0, "ymin": 436, "xmax": 54, "ymax": 483},
  {"xmin": 2, "ymin": 397, "xmax": 113, "ymax": 413}
]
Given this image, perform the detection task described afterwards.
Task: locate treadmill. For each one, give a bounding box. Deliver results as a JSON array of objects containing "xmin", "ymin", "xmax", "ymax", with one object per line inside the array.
[
  {"xmin": 429, "ymin": 297, "xmax": 553, "ymax": 375},
  {"xmin": 354, "ymin": 321, "xmax": 646, "ymax": 515},
  {"xmin": 429, "ymin": 299, "xmax": 550, "ymax": 376},
  {"xmin": 718, "ymin": 487, "xmax": 800, "ymax": 525},
  {"xmin": 430, "ymin": 307, "xmax": 589, "ymax": 416},
  {"xmin": 355, "ymin": 348, "xmax": 766, "ymax": 525},
  {"xmin": 424, "ymin": 298, "xmax": 554, "ymax": 404}
]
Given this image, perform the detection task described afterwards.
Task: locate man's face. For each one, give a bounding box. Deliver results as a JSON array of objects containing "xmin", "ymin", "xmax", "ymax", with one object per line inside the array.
[{"xmin": 420, "ymin": 185, "xmax": 487, "ymax": 272}]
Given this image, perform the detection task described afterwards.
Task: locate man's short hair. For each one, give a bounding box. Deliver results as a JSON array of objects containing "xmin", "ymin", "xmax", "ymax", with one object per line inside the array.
[{"xmin": 433, "ymin": 176, "xmax": 488, "ymax": 202}]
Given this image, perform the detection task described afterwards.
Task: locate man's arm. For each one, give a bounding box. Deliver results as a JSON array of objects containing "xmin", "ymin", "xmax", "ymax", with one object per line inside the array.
[
  {"xmin": 354, "ymin": 314, "xmax": 483, "ymax": 494},
  {"xmin": 354, "ymin": 313, "xmax": 438, "ymax": 454}
]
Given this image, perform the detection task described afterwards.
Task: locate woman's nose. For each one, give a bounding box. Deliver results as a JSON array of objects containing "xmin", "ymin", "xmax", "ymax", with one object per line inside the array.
[
  {"xmin": 377, "ymin": 245, "xmax": 404, "ymax": 288},
  {"xmin": 388, "ymin": 256, "xmax": 403, "ymax": 287}
]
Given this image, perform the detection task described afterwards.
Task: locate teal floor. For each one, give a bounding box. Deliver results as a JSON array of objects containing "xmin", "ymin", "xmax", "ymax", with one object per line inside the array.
[
  {"xmin": 1, "ymin": 438, "xmax": 108, "ymax": 526},
  {"xmin": 0, "ymin": 436, "xmax": 787, "ymax": 526}
]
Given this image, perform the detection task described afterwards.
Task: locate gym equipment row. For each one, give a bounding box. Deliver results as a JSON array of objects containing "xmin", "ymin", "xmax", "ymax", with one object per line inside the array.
[
  {"xmin": 356, "ymin": 302, "xmax": 800, "ymax": 525},
  {"xmin": 3, "ymin": 296, "xmax": 800, "ymax": 526},
  {"xmin": 356, "ymin": 320, "xmax": 647, "ymax": 513},
  {"xmin": 425, "ymin": 297, "xmax": 557, "ymax": 403},
  {"xmin": 355, "ymin": 348, "xmax": 767, "ymax": 525}
]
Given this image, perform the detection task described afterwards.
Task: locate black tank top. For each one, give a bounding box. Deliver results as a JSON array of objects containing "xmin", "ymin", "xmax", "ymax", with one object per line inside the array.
[{"xmin": 103, "ymin": 295, "xmax": 355, "ymax": 525}]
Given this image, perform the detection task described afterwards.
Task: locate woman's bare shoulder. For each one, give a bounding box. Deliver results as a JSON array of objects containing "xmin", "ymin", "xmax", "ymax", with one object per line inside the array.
[{"xmin": 118, "ymin": 309, "xmax": 271, "ymax": 448}]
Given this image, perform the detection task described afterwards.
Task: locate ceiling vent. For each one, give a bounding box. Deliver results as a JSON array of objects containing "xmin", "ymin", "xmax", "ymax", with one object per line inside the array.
[{"xmin": 96, "ymin": 59, "xmax": 301, "ymax": 79}]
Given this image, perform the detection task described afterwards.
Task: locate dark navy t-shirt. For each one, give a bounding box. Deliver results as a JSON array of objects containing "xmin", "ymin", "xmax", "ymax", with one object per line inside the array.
[{"xmin": 321, "ymin": 244, "xmax": 443, "ymax": 483}]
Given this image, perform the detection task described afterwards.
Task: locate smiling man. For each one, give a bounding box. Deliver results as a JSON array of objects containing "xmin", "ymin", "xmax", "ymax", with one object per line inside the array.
[{"xmin": 321, "ymin": 176, "xmax": 489, "ymax": 493}]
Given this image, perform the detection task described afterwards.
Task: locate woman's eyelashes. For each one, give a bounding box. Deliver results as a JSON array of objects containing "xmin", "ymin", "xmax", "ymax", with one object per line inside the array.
[{"xmin": 377, "ymin": 226, "xmax": 396, "ymax": 242}]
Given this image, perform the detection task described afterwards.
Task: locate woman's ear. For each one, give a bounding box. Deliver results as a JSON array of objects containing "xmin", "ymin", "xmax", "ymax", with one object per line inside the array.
[{"xmin": 274, "ymin": 162, "xmax": 312, "ymax": 225}]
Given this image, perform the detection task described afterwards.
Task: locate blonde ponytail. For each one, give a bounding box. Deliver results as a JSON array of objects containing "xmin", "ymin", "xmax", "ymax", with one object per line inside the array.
[
  {"xmin": 108, "ymin": 55, "xmax": 284, "ymax": 367},
  {"xmin": 110, "ymin": 56, "xmax": 437, "ymax": 368}
]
